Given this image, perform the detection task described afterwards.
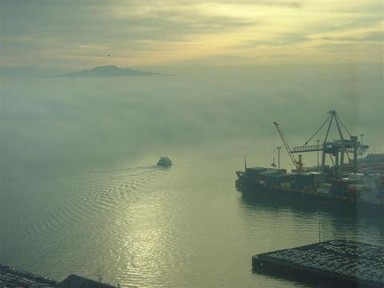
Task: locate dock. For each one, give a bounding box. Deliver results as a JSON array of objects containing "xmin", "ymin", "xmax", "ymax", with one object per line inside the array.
[{"xmin": 252, "ymin": 239, "xmax": 384, "ymax": 288}]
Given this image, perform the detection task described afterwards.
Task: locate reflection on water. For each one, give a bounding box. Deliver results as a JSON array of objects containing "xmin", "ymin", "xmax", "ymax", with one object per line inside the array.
[
  {"xmin": 240, "ymin": 192, "xmax": 384, "ymax": 288},
  {"xmin": 1, "ymin": 154, "xmax": 383, "ymax": 288},
  {"xmin": 241, "ymin": 192, "xmax": 384, "ymax": 246}
]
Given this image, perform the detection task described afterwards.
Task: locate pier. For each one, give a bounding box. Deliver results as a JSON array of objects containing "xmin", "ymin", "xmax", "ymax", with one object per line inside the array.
[{"xmin": 252, "ymin": 239, "xmax": 384, "ymax": 288}]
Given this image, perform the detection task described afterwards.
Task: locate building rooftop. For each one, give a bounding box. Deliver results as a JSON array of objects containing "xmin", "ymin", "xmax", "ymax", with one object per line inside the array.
[
  {"xmin": 0, "ymin": 263, "xmax": 56, "ymax": 287},
  {"xmin": 56, "ymin": 274, "xmax": 117, "ymax": 288},
  {"xmin": 0, "ymin": 264, "xmax": 117, "ymax": 288},
  {"xmin": 253, "ymin": 239, "xmax": 384, "ymax": 287}
]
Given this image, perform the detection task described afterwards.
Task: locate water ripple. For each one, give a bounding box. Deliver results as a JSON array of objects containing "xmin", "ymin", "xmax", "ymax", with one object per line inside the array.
[{"xmin": 17, "ymin": 165, "xmax": 169, "ymax": 246}]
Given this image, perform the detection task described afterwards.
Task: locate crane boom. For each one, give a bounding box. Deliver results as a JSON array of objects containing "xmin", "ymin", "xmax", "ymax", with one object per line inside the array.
[{"xmin": 273, "ymin": 121, "xmax": 302, "ymax": 170}]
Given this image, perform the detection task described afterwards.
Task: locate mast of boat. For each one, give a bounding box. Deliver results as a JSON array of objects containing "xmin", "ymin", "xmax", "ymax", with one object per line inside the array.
[
  {"xmin": 277, "ymin": 146, "xmax": 281, "ymax": 169},
  {"xmin": 244, "ymin": 154, "xmax": 247, "ymax": 170}
]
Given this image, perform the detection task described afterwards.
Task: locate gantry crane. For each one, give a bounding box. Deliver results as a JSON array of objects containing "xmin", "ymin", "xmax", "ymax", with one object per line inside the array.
[{"xmin": 274, "ymin": 111, "xmax": 368, "ymax": 174}]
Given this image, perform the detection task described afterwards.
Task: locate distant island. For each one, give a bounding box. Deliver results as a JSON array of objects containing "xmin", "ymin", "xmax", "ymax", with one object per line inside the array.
[
  {"xmin": 0, "ymin": 65, "xmax": 168, "ymax": 78},
  {"xmin": 58, "ymin": 65, "xmax": 166, "ymax": 77}
]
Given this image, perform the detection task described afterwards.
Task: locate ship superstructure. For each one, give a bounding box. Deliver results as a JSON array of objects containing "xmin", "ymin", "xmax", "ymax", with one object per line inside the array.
[{"xmin": 157, "ymin": 156, "xmax": 172, "ymax": 167}]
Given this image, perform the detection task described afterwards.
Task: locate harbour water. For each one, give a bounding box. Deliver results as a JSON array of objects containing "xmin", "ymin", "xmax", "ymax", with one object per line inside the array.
[
  {"xmin": 1, "ymin": 152, "xmax": 383, "ymax": 288},
  {"xmin": 1, "ymin": 67, "xmax": 383, "ymax": 287}
]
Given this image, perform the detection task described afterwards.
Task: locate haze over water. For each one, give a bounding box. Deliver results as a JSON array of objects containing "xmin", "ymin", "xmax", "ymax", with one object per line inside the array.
[
  {"xmin": 1, "ymin": 1, "xmax": 383, "ymax": 286},
  {"xmin": 1, "ymin": 65, "xmax": 383, "ymax": 287}
]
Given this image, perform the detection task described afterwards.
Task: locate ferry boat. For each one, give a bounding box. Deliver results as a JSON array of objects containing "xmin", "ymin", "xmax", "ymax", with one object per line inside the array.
[{"xmin": 157, "ymin": 156, "xmax": 172, "ymax": 167}]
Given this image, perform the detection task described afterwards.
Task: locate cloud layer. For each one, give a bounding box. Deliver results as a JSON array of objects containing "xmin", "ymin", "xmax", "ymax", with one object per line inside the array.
[{"xmin": 0, "ymin": 1, "xmax": 382, "ymax": 68}]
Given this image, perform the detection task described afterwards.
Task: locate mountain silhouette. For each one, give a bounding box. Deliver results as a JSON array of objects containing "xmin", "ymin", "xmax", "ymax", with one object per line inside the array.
[{"xmin": 59, "ymin": 65, "xmax": 164, "ymax": 77}]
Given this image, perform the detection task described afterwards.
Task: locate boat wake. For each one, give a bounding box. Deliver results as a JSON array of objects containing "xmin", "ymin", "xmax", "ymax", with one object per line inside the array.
[{"xmin": 17, "ymin": 164, "xmax": 171, "ymax": 245}]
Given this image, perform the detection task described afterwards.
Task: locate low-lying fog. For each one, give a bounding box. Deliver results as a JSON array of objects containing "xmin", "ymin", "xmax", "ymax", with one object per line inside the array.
[{"xmin": 1, "ymin": 64, "xmax": 382, "ymax": 180}]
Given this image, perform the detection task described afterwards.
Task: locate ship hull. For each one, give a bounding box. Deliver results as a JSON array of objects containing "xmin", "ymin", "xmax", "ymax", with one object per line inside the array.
[{"xmin": 235, "ymin": 170, "xmax": 384, "ymax": 209}]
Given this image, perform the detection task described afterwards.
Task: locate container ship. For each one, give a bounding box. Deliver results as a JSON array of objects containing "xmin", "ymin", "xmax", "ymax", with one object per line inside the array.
[{"xmin": 235, "ymin": 111, "xmax": 384, "ymax": 207}]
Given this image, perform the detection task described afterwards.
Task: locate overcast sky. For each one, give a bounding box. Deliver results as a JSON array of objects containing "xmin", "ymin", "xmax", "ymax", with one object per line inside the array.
[{"xmin": 1, "ymin": 0, "xmax": 383, "ymax": 69}]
